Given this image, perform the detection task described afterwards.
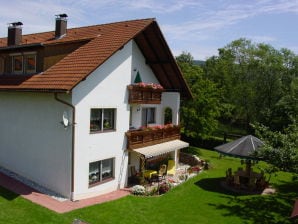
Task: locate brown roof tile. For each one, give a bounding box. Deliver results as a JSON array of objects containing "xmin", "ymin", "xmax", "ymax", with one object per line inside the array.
[
  {"xmin": 0, "ymin": 19, "xmax": 154, "ymax": 92},
  {"xmin": 0, "ymin": 18, "xmax": 192, "ymax": 99}
]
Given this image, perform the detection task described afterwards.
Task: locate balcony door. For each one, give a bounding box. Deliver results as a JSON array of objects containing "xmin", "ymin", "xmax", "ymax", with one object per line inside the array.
[{"xmin": 142, "ymin": 107, "xmax": 156, "ymax": 126}]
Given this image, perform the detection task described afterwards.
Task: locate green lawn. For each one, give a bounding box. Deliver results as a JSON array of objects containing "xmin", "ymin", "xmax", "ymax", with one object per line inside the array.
[{"xmin": 1, "ymin": 148, "xmax": 297, "ymax": 224}]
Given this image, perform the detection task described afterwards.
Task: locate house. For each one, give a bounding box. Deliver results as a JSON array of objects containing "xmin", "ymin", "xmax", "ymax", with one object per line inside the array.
[{"xmin": 0, "ymin": 14, "xmax": 192, "ymax": 200}]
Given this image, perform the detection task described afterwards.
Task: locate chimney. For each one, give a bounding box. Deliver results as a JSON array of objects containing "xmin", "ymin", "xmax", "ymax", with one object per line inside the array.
[
  {"xmin": 7, "ymin": 22, "xmax": 23, "ymax": 46},
  {"xmin": 55, "ymin": 14, "xmax": 68, "ymax": 39}
]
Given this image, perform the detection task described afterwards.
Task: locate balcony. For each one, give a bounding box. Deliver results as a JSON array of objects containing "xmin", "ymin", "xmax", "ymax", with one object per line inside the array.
[
  {"xmin": 127, "ymin": 83, "xmax": 164, "ymax": 104},
  {"xmin": 126, "ymin": 125, "xmax": 181, "ymax": 150}
]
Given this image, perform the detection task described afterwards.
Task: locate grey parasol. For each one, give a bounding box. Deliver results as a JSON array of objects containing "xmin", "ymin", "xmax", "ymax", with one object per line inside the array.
[{"xmin": 214, "ymin": 135, "xmax": 264, "ymax": 159}]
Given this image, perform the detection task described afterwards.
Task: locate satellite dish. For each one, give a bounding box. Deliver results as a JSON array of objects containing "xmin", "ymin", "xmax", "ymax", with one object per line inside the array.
[{"xmin": 62, "ymin": 111, "xmax": 69, "ymax": 127}]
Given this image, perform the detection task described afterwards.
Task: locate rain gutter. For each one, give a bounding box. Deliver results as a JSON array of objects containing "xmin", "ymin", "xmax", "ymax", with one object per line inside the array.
[{"xmin": 54, "ymin": 92, "xmax": 75, "ymax": 201}]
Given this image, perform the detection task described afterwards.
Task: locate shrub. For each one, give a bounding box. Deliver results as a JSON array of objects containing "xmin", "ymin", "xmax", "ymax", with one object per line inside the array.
[
  {"xmin": 158, "ymin": 182, "xmax": 171, "ymax": 194},
  {"xmin": 145, "ymin": 186, "xmax": 159, "ymax": 196},
  {"xmin": 131, "ymin": 185, "xmax": 145, "ymax": 195},
  {"xmin": 181, "ymin": 134, "xmax": 225, "ymax": 149}
]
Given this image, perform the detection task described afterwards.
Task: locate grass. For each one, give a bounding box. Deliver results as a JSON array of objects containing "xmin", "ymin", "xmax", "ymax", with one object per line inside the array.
[{"xmin": 0, "ymin": 147, "xmax": 297, "ymax": 224}]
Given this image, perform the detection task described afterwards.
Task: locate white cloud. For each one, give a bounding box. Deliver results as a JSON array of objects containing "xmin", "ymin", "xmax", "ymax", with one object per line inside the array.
[
  {"xmin": 122, "ymin": 0, "xmax": 202, "ymax": 13},
  {"xmin": 161, "ymin": 0, "xmax": 298, "ymax": 41},
  {"xmin": 0, "ymin": 0, "xmax": 297, "ymax": 59},
  {"xmin": 171, "ymin": 44, "xmax": 219, "ymax": 60},
  {"xmin": 0, "ymin": 0, "xmax": 87, "ymax": 35},
  {"xmin": 247, "ymin": 35, "xmax": 276, "ymax": 43}
]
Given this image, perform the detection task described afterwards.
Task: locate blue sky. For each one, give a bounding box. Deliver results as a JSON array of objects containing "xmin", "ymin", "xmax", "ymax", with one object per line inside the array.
[{"xmin": 0, "ymin": 0, "xmax": 297, "ymax": 60}]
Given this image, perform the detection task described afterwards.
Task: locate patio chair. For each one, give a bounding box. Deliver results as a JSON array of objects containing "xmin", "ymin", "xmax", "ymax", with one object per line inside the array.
[
  {"xmin": 129, "ymin": 166, "xmax": 140, "ymax": 184},
  {"xmin": 167, "ymin": 160, "xmax": 176, "ymax": 176},
  {"xmin": 226, "ymin": 168, "xmax": 233, "ymax": 185},
  {"xmin": 234, "ymin": 175, "xmax": 240, "ymax": 188},
  {"xmin": 248, "ymin": 176, "xmax": 256, "ymax": 191},
  {"xmin": 158, "ymin": 164, "xmax": 167, "ymax": 180},
  {"xmin": 130, "ymin": 166, "xmax": 139, "ymax": 177}
]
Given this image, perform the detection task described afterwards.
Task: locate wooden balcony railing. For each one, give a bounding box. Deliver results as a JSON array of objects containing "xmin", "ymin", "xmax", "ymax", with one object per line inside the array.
[
  {"xmin": 126, "ymin": 126, "xmax": 181, "ymax": 150},
  {"xmin": 127, "ymin": 84, "xmax": 164, "ymax": 104}
]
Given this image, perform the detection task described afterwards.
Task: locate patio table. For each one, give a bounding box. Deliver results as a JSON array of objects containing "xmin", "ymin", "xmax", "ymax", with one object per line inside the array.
[
  {"xmin": 144, "ymin": 170, "xmax": 157, "ymax": 179},
  {"xmin": 234, "ymin": 170, "xmax": 262, "ymax": 187}
]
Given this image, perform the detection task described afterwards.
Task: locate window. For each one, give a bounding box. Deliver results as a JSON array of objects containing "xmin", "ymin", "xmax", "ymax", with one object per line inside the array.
[
  {"xmin": 90, "ymin": 108, "xmax": 116, "ymax": 133},
  {"xmin": 142, "ymin": 107, "xmax": 156, "ymax": 126},
  {"xmin": 11, "ymin": 53, "xmax": 36, "ymax": 74},
  {"xmin": 89, "ymin": 158, "xmax": 114, "ymax": 186},
  {"xmin": 12, "ymin": 55, "xmax": 23, "ymax": 73},
  {"xmin": 0, "ymin": 58, "xmax": 4, "ymax": 75},
  {"xmin": 24, "ymin": 54, "xmax": 36, "ymax": 73}
]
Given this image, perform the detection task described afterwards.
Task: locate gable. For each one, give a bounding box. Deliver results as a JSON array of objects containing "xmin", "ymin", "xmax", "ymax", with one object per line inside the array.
[
  {"xmin": 0, "ymin": 19, "xmax": 192, "ymax": 99},
  {"xmin": 131, "ymin": 40, "xmax": 159, "ymax": 85}
]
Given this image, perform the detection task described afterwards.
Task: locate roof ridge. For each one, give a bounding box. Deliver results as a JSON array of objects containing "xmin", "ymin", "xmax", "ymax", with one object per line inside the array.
[
  {"xmin": 0, "ymin": 18, "xmax": 156, "ymax": 40},
  {"xmin": 67, "ymin": 18, "xmax": 156, "ymax": 31}
]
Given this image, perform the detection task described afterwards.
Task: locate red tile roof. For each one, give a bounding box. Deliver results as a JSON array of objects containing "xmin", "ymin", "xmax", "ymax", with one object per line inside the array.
[
  {"xmin": 0, "ymin": 19, "xmax": 154, "ymax": 91},
  {"xmin": 0, "ymin": 18, "xmax": 192, "ymax": 98}
]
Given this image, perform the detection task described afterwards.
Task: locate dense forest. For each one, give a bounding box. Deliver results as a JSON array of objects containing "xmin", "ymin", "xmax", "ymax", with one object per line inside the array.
[{"xmin": 177, "ymin": 38, "xmax": 298, "ymax": 173}]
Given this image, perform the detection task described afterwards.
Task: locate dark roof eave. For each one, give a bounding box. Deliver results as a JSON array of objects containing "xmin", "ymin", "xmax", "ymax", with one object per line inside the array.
[
  {"xmin": 134, "ymin": 21, "xmax": 193, "ymax": 100},
  {"xmin": 42, "ymin": 37, "xmax": 93, "ymax": 46},
  {"xmin": 0, "ymin": 43, "xmax": 44, "ymax": 50},
  {"xmin": 0, "ymin": 88, "xmax": 70, "ymax": 93}
]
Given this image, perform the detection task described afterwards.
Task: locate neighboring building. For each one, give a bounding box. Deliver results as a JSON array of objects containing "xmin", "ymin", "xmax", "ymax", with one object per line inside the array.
[
  {"xmin": 0, "ymin": 15, "xmax": 192, "ymax": 200},
  {"xmin": 291, "ymin": 199, "xmax": 298, "ymax": 220}
]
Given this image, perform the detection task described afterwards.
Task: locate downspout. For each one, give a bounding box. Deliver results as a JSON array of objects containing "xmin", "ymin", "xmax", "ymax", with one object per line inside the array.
[{"xmin": 54, "ymin": 92, "xmax": 75, "ymax": 201}]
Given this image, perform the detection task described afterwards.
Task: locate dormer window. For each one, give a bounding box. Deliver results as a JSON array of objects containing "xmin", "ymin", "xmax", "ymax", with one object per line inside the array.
[
  {"xmin": 10, "ymin": 52, "xmax": 36, "ymax": 74},
  {"xmin": 12, "ymin": 55, "xmax": 23, "ymax": 73},
  {"xmin": 24, "ymin": 54, "xmax": 36, "ymax": 73}
]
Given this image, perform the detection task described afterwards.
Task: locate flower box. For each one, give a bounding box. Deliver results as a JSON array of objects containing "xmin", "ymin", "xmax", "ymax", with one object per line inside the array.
[
  {"xmin": 127, "ymin": 83, "xmax": 164, "ymax": 104},
  {"xmin": 126, "ymin": 125, "xmax": 180, "ymax": 150}
]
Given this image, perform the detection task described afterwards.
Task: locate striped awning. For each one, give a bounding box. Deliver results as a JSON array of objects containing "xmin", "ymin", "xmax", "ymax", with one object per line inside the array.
[{"xmin": 134, "ymin": 140, "xmax": 189, "ymax": 158}]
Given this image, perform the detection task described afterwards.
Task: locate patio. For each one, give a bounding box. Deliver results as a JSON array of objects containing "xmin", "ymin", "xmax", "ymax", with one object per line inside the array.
[
  {"xmin": 224, "ymin": 165, "xmax": 270, "ymax": 193},
  {"xmin": 214, "ymin": 135, "xmax": 269, "ymax": 192},
  {"xmin": 130, "ymin": 157, "xmax": 205, "ymax": 196}
]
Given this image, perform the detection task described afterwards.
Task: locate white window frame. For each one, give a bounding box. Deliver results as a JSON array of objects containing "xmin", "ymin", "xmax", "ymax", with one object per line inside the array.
[
  {"xmin": 89, "ymin": 158, "xmax": 115, "ymax": 187},
  {"xmin": 10, "ymin": 52, "xmax": 36, "ymax": 74},
  {"xmin": 12, "ymin": 54, "xmax": 23, "ymax": 74},
  {"xmin": 24, "ymin": 54, "xmax": 36, "ymax": 74},
  {"xmin": 90, "ymin": 108, "xmax": 116, "ymax": 133}
]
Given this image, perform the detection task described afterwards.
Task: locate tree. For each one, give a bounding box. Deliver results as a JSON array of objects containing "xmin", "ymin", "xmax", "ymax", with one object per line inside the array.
[
  {"xmin": 253, "ymin": 120, "xmax": 298, "ymax": 174},
  {"xmin": 176, "ymin": 51, "xmax": 194, "ymax": 64},
  {"xmin": 176, "ymin": 52, "xmax": 221, "ymax": 138},
  {"xmin": 204, "ymin": 38, "xmax": 298, "ymax": 132}
]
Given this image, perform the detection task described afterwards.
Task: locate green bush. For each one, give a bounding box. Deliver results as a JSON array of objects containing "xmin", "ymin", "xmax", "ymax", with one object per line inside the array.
[
  {"xmin": 182, "ymin": 134, "xmax": 224, "ymax": 149},
  {"xmin": 158, "ymin": 182, "xmax": 171, "ymax": 194}
]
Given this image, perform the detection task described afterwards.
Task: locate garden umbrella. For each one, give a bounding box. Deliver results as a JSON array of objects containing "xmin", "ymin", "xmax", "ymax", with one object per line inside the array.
[
  {"xmin": 214, "ymin": 135, "xmax": 264, "ymax": 175},
  {"xmin": 214, "ymin": 135, "xmax": 264, "ymax": 159}
]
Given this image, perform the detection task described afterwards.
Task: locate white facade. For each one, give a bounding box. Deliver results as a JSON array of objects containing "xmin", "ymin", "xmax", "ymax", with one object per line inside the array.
[
  {"xmin": 0, "ymin": 92, "xmax": 72, "ymax": 198},
  {"xmin": 0, "ymin": 40, "xmax": 182, "ymax": 200}
]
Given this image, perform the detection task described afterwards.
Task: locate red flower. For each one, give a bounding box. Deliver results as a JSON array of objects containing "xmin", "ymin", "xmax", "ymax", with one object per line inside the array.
[{"xmin": 133, "ymin": 82, "xmax": 164, "ymax": 90}]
